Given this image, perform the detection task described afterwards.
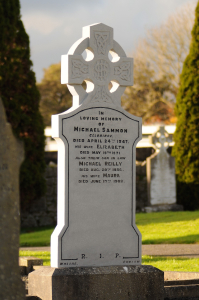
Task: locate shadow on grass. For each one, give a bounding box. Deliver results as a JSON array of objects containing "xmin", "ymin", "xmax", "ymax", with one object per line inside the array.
[
  {"xmin": 20, "ymin": 241, "xmax": 50, "ymax": 247},
  {"xmin": 142, "ymin": 234, "xmax": 199, "ymax": 245},
  {"xmin": 20, "ymin": 226, "xmax": 54, "ymax": 247},
  {"xmin": 136, "ymin": 210, "xmax": 199, "ymax": 225},
  {"xmin": 142, "ymin": 255, "xmax": 193, "ymax": 265},
  {"xmin": 20, "ymin": 226, "xmax": 54, "ymax": 234}
]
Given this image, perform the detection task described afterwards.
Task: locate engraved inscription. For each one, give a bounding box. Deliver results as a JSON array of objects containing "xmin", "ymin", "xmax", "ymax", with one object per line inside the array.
[
  {"xmin": 59, "ymin": 253, "xmax": 140, "ymax": 266},
  {"xmin": 0, "ymin": 163, "xmax": 8, "ymax": 171},
  {"xmin": 60, "ymin": 262, "xmax": 77, "ymax": 266},
  {"xmin": 0, "ymin": 183, "xmax": 15, "ymax": 192},
  {"xmin": 67, "ymin": 108, "xmax": 132, "ymax": 186}
]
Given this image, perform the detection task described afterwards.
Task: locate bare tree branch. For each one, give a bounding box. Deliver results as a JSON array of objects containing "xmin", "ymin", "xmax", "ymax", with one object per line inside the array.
[{"xmin": 122, "ymin": 1, "xmax": 197, "ymax": 123}]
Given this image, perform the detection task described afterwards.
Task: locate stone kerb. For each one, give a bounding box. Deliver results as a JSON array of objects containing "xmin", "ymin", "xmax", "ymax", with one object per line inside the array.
[{"xmin": 51, "ymin": 23, "xmax": 142, "ymax": 268}]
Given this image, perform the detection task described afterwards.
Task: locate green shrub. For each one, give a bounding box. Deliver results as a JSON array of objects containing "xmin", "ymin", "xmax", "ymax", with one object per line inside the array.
[
  {"xmin": 0, "ymin": 0, "xmax": 46, "ymax": 210},
  {"xmin": 173, "ymin": 1, "xmax": 199, "ymax": 210}
]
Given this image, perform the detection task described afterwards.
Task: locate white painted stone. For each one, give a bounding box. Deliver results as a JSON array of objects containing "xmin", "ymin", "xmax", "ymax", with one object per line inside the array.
[
  {"xmin": 147, "ymin": 126, "xmax": 176, "ymax": 206},
  {"xmin": 51, "ymin": 23, "xmax": 142, "ymax": 268}
]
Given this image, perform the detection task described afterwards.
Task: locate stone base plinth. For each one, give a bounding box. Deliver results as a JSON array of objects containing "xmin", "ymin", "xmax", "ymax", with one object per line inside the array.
[{"xmin": 28, "ymin": 265, "xmax": 164, "ymax": 300}]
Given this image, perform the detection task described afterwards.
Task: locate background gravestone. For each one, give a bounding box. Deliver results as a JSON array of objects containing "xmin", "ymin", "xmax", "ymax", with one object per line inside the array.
[
  {"xmin": 0, "ymin": 98, "xmax": 25, "ymax": 299},
  {"xmin": 146, "ymin": 126, "xmax": 182, "ymax": 212}
]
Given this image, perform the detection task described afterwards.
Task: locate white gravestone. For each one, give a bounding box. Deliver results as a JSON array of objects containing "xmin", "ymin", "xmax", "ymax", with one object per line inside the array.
[
  {"xmin": 51, "ymin": 23, "xmax": 142, "ymax": 268},
  {"xmin": 147, "ymin": 126, "xmax": 176, "ymax": 206}
]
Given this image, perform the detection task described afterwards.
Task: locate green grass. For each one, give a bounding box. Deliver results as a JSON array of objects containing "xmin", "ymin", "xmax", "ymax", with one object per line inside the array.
[
  {"xmin": 20, "ymin": 211, "xmax": 199, "ymax": 247},
  {"xmin": 136, "ymin": 211, "xmax": 199, "ymax": 244},
  {"xmin": 142, "ymin": 256, "xmax": 199, "ymax": 272},
  {"xmin": 19, "ymin": 211, "xmax": 199, "ymax": 272},
  {"xmin": 20, "ymin": 226, "xmax": 53, "ymax": 247},
  {"xmin": 19, "ymin": 251, "xmax": 199, "ymax": 272},
  {"xmin": 19, "ymin": 251, "xmax": 51, "ymax": 266}
]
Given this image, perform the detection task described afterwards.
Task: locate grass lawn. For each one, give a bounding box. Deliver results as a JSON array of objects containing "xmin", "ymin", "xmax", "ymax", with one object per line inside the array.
[
  {"xmin": 20, "ymin": 211, "xmax": 199, "ymax": 247},
  {"xmin": 19, "ymin": 251, "xmax": 199, "ymax": 272},
  {"xmin": 136, "ymin": 211, "xmax": 199, "ymax": 244},
  {"xmin": 142, "ymin": 256, "xmax": 199, "ymax": 272},
  {"xmin": 19, "ymin": 251, "xmax": 50, "ymax": 266},
  {"xmin": 20, "ymin": 226, "xmax": 53, "ymax": 247}
]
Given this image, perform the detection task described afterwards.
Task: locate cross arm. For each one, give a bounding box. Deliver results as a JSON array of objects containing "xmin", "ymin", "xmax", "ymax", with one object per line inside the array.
[
  {"xmin": 111, "ymin": 57, "xmax": 133, "ymax": 87},
  {"xmin": 61, "ymin": 37, "xmax": 89, "ymax": 85}
]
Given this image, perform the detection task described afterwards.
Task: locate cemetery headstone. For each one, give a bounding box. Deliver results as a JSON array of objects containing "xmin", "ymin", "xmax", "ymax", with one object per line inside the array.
[
  {"xmin": 28, "ymin": 23, "xmax": 164, "ymax": 300},
  {"xmin": 51, "ymin": 22, "xmax": 142, "ymax": 268},
  {"xmin": 146, "ymin": 126, "xmax": 182, "ymax": 212},
  {"xmin": 0, "ymin": 98, "xmax": 25, "ymax": 299}
]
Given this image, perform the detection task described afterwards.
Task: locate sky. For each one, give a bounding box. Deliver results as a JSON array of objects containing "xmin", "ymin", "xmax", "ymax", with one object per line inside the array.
[{"xmin": 20, "ymin": 0, "xmax": 196, "ymax": 82}]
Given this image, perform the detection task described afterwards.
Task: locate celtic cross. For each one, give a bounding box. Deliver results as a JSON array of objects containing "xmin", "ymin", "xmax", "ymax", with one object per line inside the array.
[
  {"xmin": 152, "ymin": 126, "xmax": 172, "ymax": 151},
  {"xmin": 61, "ymin": 23, "xmax": 133, "ymax": 106}
]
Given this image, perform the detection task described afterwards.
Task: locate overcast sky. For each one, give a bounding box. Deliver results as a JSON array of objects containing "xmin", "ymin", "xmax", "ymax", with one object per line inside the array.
[{"xmin": 20, "ymin": 0, "xmax": 196, "ymax": 82}]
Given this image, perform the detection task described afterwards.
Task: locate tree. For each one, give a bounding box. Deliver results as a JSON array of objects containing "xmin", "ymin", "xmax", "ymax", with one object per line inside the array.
[
  {"xmin": 122, "ymin": 65, "xmax": 176, "ymax": 124},
  {"xmin": 0, "ymin": 0, "xmax": 46, "ymax": 210},
  {"xmin": 37, "ymin": 63, "xmax": 72, "ymax": 126},
  {"xmin": 172, "ymin": 1, "xmax": 199, "ymax": 210},
  {"xmin": 122, "ymin": 1, "xmax": 196, "ymax": 123}
]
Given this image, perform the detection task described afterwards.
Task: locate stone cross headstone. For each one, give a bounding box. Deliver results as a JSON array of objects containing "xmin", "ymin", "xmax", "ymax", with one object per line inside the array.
[
  {"xmin": 146, "ymin": 126, "xmax": 177, "ymax": 208},
  {"xmin": 0, "ymin": 98, "xmax": 25, "ymax": 299},
  {"xmin": 51, "ymin": 23, "xmax": 142, "ymax": 268}
]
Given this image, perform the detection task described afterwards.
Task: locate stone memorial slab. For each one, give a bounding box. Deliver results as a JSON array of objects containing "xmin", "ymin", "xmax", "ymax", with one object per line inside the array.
[
  {"xmin": 146, "ymin": 126, "xmax": 177, "ymax": 208},
  {"xmin": 0, "ymin": 98, "xmax": 25, "ymax": 299},
  {"xmin": 51, "ymin": 23, "xmax": 142, "ymax": 268}
]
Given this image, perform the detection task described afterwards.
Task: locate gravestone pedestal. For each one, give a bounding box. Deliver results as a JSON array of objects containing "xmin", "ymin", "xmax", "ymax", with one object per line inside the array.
[{"xmin": 28, "ymin": 265, "xmax": 164, "ymax": 300}]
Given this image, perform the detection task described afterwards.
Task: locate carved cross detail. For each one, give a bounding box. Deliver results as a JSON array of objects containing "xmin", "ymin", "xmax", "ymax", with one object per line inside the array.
[
  {"xmin": 152, "ymin": 126, "xmax": 172, "ymax": 151},
  {"xmin": 61, "ymin": 23, "xmax": 133, "ymax": 106}
]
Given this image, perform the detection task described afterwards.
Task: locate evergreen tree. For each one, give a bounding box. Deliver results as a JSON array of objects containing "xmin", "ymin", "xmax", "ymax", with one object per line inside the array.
[
  {"xmin": 173, "ymin": 1, "xmax": 199, "ymax": 210},
  {"xmin": 0, "ymin": 0, "xmax": 46, "ymax": 210}
]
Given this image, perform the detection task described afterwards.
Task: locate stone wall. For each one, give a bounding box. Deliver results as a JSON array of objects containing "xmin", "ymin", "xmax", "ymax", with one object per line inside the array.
[
  {"xmin": 21, "ymin": 164, "xmax": 147, "ymax": 228},
  {"xmin": 21, "ymin": 166, "xmax": 57, "ymax": 228}
]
